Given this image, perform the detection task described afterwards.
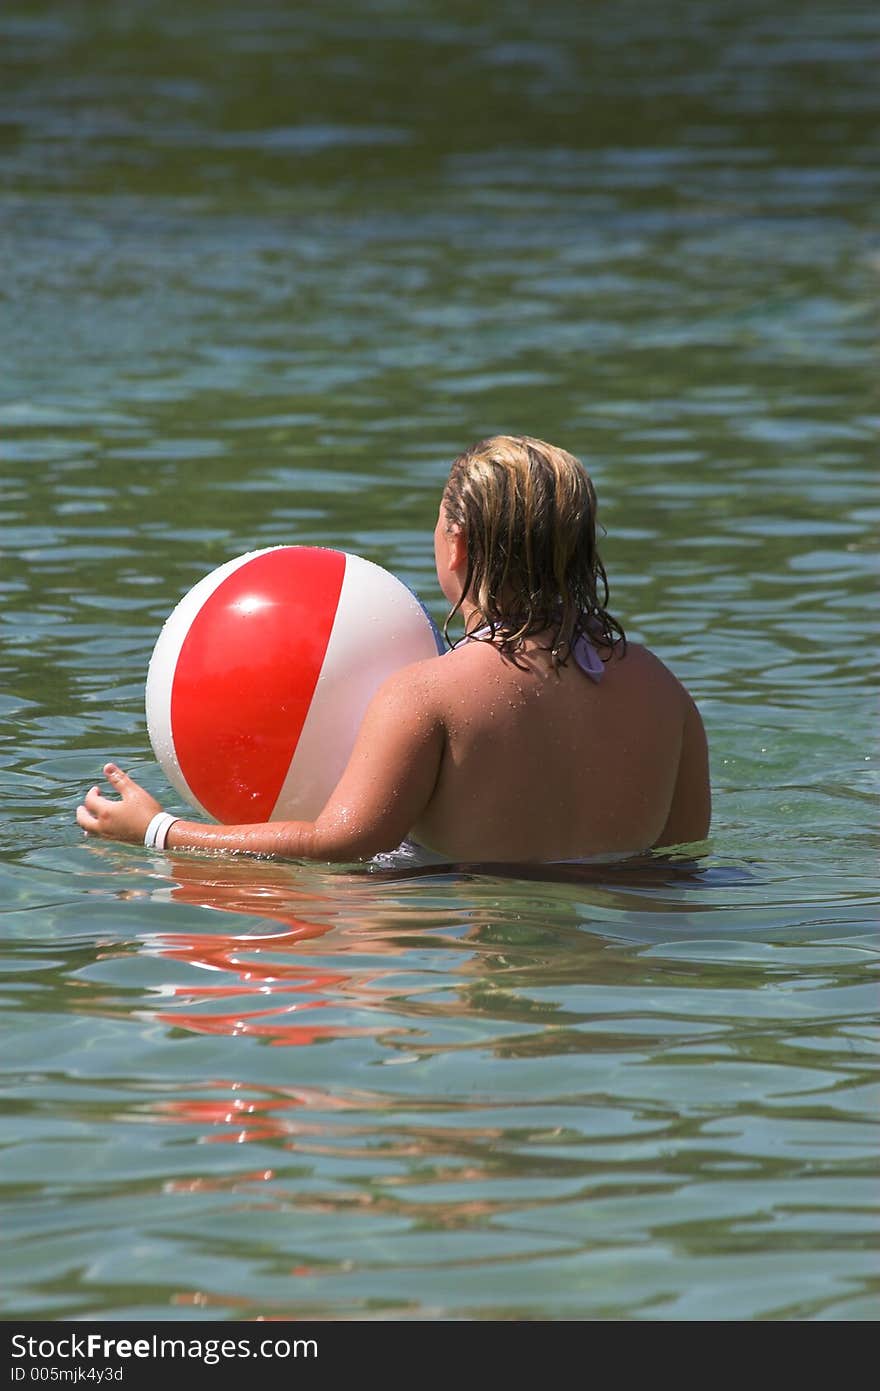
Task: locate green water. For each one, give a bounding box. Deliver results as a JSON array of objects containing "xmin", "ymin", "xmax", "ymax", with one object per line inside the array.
[{"xmin": 2, "ymin": 0, "xmax": 878, "ymax": 1320}]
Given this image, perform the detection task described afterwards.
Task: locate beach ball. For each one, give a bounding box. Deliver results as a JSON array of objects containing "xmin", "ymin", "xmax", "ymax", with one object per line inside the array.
[{"xmin": 145, "ymin": 546, "xmax": 443, "ymax": 824}]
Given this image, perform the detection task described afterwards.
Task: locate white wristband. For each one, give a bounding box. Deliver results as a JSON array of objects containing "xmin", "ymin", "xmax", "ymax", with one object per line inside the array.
[
  {"xmin": 155, "ymin": 815, "xmax": 179, "ymax": 850},
  {"xmin": 144, "ymin": 813, "xmax": 166, "ymax": 847},
  {"xmin": 144, "ymin": 812, "xmax": 179, "ymax": 850}
]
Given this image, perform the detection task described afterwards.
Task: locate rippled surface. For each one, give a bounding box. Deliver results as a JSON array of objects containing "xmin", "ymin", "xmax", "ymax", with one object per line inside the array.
[{"xmin": 2, "ymin": 0, "xmax": 878, "ymax": 1320}]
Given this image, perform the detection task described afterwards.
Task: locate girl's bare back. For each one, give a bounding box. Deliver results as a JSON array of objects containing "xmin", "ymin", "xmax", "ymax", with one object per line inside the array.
[{"xmin": 411, "ymin": 635, "xmax": 709, "ymax": 861}]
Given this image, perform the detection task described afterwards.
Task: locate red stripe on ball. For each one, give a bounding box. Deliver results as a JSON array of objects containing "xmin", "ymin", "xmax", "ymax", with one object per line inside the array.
[{"xmin": 170, "ymin": 547, "xmax": 346, "ymax": 823}]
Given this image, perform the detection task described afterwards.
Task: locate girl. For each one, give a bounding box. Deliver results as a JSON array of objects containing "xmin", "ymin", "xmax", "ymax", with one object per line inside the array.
[{"xmin": 76, "ymin": 435, "xmax": 710, "ymax": 862}]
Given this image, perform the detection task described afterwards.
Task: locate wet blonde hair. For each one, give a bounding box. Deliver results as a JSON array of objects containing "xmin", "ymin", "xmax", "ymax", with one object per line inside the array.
[{"xmin": 441, "ymin": 434, "xmax": 626, "ymax": 670}]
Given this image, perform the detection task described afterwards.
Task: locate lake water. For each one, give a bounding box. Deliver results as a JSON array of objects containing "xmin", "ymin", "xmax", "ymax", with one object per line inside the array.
[{"xmin": 1, "ymin": 0, "xmax": 878, "ymax": 1321}]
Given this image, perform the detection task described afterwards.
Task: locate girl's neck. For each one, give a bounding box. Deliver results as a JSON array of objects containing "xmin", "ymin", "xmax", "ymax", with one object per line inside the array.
[{"xmin": 460, "ymin": 602, "xmax": 482, "ymax": 632}]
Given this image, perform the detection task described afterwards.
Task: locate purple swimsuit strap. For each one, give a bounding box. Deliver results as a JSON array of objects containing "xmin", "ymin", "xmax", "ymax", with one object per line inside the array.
[
  {"xmin": 466, "ymin": 622, "xmax": 604, "ymax": 683},
  {"xmin": 569, "ymin": 630, "xmax": 604, "ymax": 683}
]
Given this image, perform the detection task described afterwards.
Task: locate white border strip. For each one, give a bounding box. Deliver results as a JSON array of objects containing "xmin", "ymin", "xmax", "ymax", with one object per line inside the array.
[{"xmin": 271, "ymin": 553, "xmax": 443, "ymax": 820}]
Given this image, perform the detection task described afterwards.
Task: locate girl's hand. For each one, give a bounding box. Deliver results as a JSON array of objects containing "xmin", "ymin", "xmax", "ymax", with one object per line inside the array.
[{"xmin": 76, "ymin": 763, "xmax": 163, "ymax": 844}]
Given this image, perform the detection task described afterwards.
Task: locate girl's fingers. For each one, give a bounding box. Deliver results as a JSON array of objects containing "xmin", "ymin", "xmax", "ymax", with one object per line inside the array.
[
  {"xmin": 76, "ymin": 805, "xmax": 99, "ymax": 833},
  {"xmin": 104, "ymin": 763, "xmax": 134, "ymax": 794},
  {"xmin": 78, "ymin": 765, "xmax": 160, "ymax": 844}
]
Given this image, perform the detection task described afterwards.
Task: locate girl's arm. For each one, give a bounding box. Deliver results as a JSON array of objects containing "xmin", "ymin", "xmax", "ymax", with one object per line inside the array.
[
  {"xmin": 654, "ymin": 694, "xmax": 711, "ymax": 848},
  {"xmin": 76, "ymin": 663, "xmax": 445, "ymax": 862}
]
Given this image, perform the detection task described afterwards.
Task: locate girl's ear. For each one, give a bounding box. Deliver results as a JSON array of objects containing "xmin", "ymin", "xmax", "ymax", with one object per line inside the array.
[{"xmin": 448, "ymin": 524, "xmax": 467, "ymax": 573}]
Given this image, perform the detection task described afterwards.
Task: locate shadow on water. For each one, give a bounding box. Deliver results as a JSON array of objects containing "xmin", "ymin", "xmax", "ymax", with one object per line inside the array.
[
  {"xmin": 57, "ymin": 849, "xmax": 733, "ymax": 1049},
  {"xmin": 368, "ymin": 849, "xmax": 757, "ymax": 889},
  {"xmin": 82, "ymin": 846, "xmax": 847, "ymax": 1055}
]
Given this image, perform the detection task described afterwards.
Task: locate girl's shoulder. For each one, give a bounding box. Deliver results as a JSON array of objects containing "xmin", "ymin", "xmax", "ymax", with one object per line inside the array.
[
  {"xmin": 378, "ymin": 639, "xmax": 501, "ymax": 705},
  {"xmin": 606, "ymin": 639, "xmax": 698, "ymax": 709}
]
